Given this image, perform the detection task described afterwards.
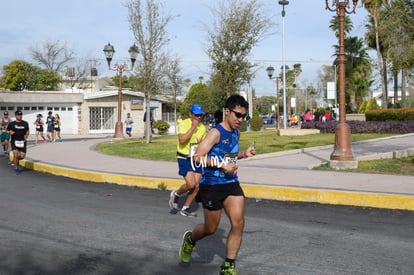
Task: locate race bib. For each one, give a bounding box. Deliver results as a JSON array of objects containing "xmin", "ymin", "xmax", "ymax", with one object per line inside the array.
[
  {"xmin": 15, "ymin": 140, "xmax": 24, "ymax": 148},
  {"xmin": 54, "ymin": 125, "xmax": 59, "ymax": 128},
  {"xmin": 224, "ymin": 153, "xmax": 238, "ymax": 165},
  {"xmin": 36, "ymin": 125, "xmax": 41, "ymax": 129}
]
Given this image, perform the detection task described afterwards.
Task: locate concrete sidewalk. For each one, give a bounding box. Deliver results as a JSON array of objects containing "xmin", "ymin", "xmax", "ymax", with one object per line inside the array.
[{"xmin": 19, "ymin": 133, "xmax": 414, "ymax": 211}]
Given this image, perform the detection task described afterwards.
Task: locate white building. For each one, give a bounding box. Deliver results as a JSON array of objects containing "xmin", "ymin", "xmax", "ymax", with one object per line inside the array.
[
  {"xmin": 372, "ymin": 90, "xmax": 412, "ymax": 107},
  {"xmin": 0, "ymin": 76, "xmax": 173, "ymax": 136}
]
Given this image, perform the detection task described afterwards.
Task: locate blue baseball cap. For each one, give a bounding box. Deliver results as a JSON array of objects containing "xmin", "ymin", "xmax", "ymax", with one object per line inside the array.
[{"xmin": 190, "ymin": 104, "xmax": 205, "ymax": 115}]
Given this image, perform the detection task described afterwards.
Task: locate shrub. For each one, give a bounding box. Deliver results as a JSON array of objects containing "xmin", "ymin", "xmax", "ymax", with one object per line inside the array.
[
  {"xmin": 365, "ymin": 108, "xmax": 414, "ymax": 121},
  {"xmin": 358, "ymin": 101, "xmax": 367, "ymax": 113},
  {"xmin": 249, "ymin": 115, "xmax": 263, "ymax": 131},
  {"xmin": 365, "ymin": 98, "xmax": 380, "ymax": 111},
  {"xmin": 152, "ymin": 120, "xmax": 170, "ymax": 135}
]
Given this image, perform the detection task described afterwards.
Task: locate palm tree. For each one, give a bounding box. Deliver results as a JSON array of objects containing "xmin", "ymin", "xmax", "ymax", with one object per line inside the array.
[
  {"xmin": 333, "ymin": 36, "xmax": 372, "ymax": 112},
  {"xmin": 329, "ymin": 15, "xmax": 353, "ymax": 38},
  {"xmin": 380, "ymin": 0, "xmax": 414, "ymax": 107},
  {"xmin": 329, "ymin": 13, "xmax": 372, "ymax": 112},
  {"xmin": 362, "ymin": 0, "xmax": 390, "ymax": 108}
]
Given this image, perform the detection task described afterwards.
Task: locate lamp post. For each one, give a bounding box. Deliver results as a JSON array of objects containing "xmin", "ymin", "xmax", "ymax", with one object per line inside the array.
[
  {"xmin": 325, "ymin": 0, "xmax": 357, "ymax": 167},
  {"xmin": 266, "ymin": 65, "xmax": 280, "ymax": 130},
  {"xmin": 279, "ymin": 0, "xmax": 289, "ymax": 129},
  {"xmin": 103, "ymin": 42, "xmax": 139, "ymax": 138}
]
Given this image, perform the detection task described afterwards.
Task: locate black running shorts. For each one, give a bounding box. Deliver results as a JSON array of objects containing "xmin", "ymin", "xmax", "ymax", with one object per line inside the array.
[{"xmin": 196, "ymin": 182, "xmax": 244, "ymax": 211}]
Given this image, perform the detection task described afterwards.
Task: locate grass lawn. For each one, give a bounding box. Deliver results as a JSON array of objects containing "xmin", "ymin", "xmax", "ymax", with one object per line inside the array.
[
  {"xmin": 95, "ymin": 131, "xmax": 391, "ymax": 162},
  {"xmin": 314, "ymin": 156, "xmax": 414, "ymax": 176},
  {"xmin": 95, "ymin": 131, "xmax": 414, "ymax": 175}
]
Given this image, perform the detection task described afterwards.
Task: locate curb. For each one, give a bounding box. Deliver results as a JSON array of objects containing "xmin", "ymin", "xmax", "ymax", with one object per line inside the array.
[{"xmin": 21, "ymin": 159, "xmax": 414, "ymax": 211}]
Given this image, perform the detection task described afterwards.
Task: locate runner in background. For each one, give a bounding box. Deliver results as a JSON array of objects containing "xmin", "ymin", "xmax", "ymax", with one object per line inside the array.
[
  {"xmin": 7, "ymin": 110, "xmax": 29, "ymax": 174},
  {"xmin": 169, "ymin": 104, "xmax": 206, "ymax": 217}
]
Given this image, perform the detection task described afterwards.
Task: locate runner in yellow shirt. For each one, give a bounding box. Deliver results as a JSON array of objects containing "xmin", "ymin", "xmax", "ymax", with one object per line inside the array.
[{"xmin": 169, "ymin": 104, "xmax": 206, "ymax": 217}]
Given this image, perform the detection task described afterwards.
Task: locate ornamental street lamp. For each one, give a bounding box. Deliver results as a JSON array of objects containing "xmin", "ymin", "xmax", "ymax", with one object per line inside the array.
[
  {"xmin": 325, "ymin": 0, "xmax": 358, "ymax": 168},
  {"xmin": 103, "ymin": 42, "xmax": 139, "ymax": 138},
  {"xmin": 266, "ymin": 65, "xmax": 281, "ymax": 130},
  {"xmin": 279, "ymin": 0, "xmax": 289, "ymax": 129}
]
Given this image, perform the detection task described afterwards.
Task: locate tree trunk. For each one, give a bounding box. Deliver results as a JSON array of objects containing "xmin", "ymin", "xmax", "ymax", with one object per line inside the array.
[
  {"xmin": 393, "ymin": 70, "xmax": 399, "ymax": 106},
  {"xmin": 373, "ymin": 15, "xmax": 388, "ymax": 108},
  {"xmin": 401, "ymin": 68, "xmax": 407, "ymax": 108},
  {"xmin": 381, "ymin": 59, "xmax": 388, "ymax": 108},
  {"xmin": 145, "ymin": 95, "xmax": 151, "ymax": 144}
]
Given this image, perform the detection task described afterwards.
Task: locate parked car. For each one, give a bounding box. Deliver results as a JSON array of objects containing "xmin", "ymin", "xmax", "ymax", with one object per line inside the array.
[
  {"xmin": 261, "ymin": 115, "xmax": 271, "ymax": 124},
  {"xmin": 261, "ymin": 114, "xmax": 276, "ymax": 125}
]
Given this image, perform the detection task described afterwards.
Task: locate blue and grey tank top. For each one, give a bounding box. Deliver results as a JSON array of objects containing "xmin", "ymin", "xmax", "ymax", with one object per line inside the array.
[{"xmin": 200, "ymin": 124, "xmax": 239, "ymax": 185}]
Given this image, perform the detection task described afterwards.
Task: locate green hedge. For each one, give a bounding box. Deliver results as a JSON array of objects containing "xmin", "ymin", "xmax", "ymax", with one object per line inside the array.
[{"xmin": 365, "ymin": 108, "xmax": 414, "ymax": 121}]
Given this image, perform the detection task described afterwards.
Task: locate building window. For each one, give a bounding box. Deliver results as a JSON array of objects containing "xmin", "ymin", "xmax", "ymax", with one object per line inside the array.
[{"xmin": 89, "ymin": 107, "xmax": 115, "ymax": 132}]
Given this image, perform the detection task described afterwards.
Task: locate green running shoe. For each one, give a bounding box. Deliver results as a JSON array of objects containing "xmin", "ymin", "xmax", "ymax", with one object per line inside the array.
[
  {"xmin": 179, "ymin": 231, "xmax": 195, "ymax": 263},
  {"xmin": 220, "ymin": 261, "xmax": 237, "ymax": 275}
]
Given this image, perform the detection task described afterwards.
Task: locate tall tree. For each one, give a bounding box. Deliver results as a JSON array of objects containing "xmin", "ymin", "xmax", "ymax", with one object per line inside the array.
[
  {"xmin": 182, "ymin": 82, "xmax": 214, "ymax": 118},
  {"xmin": 29, "ymin": 40, "xmax": 75, "ymax": 91},
  {"xmin": 127, "ymin": 0, "xmax": 175, "ymax": 143},
  {"xmin": 333, "ymin": 36, "xmax": 372, "ymax": 112},
  {"xmin": 0, "ymin": 60, "xmax": 61, "ymax": 91},
  {"xmin": 362, "ymin": 0, "xmax": 390, "ymax": 108},
  {"xmin": 329, "ymin": 15, "xmax": 354, "ymax": 38},
  {"xmin": 206, "ymin": 0, "xmax": 272, "ymax": 108},
  {"xmin": 29, "ymin": 40, "xmax": 75, "ymax": 73},
  {"xmin": 329, "ymin": 13, "xmax": 372, "ymax": 112},
  {"xmin": 380, "ymin": 0, "xmax": 414, "ymax": 107},
  {"xmin": 164, "ymin": 55, "xmax": 185, "ymax": 132}
]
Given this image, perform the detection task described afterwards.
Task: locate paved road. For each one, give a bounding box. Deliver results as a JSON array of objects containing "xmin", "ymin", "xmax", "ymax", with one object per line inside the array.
[
  {"xmin": 20, "ymin": 133, "xmax": 414, "ymax": 210},
  {"xmin": 1, "ymin": 160, "xmax": 414, "ymax": 275}
]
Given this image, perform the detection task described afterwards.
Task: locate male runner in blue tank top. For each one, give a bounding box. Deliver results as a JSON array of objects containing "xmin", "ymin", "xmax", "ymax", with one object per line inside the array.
[{"xmin": 179, "ymin": 94, "xmax": 256, "ymax": 275}]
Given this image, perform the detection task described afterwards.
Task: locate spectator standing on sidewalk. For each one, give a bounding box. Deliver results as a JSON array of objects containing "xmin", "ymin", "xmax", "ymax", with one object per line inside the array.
[
  {"xmin": 303, "ymin": 109, "xmax": 313, "ymax": 121},
  {"xmin": 125, "ymin": 113, "xmax": 134, "ymax": 137},
  {"xmin": 313, "ymin": 109, "xmax": 321, "ymax": 122},
  {"xmin": 179, "ymin": 95, "xmax": 256, "ymax": 274},
  {"xmin": 1, "ymin": 111, "xmax": 11, "ymax": 156},
  {"xmin": 169, "ymin": 104, "xmax": 206, "ymax": 217},
  {"xmin": 324, "ymin": 110, "xmax": 331, "ymax": 121},
  {"xmin": 7, "ymin": 110, "xmax": 29, "ymax": 174},
  {"xmin": 46, "ymin": 111, "xmax": 55, "ymax": 141},
  {"xmin": 33, "ymin": 114, "xmax": 47, "ymax": 144}
]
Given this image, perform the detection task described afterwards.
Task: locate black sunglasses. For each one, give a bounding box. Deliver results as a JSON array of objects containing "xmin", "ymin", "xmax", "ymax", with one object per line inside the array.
[{"xmin": 230, "ymin": 109, "xmax": 247, "ymax": 119}]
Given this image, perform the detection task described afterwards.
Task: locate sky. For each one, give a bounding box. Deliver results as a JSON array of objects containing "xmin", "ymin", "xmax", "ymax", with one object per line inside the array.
[{"xmin": 0, "ymin": 0, "xmax": 370, "ymax": 97}]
